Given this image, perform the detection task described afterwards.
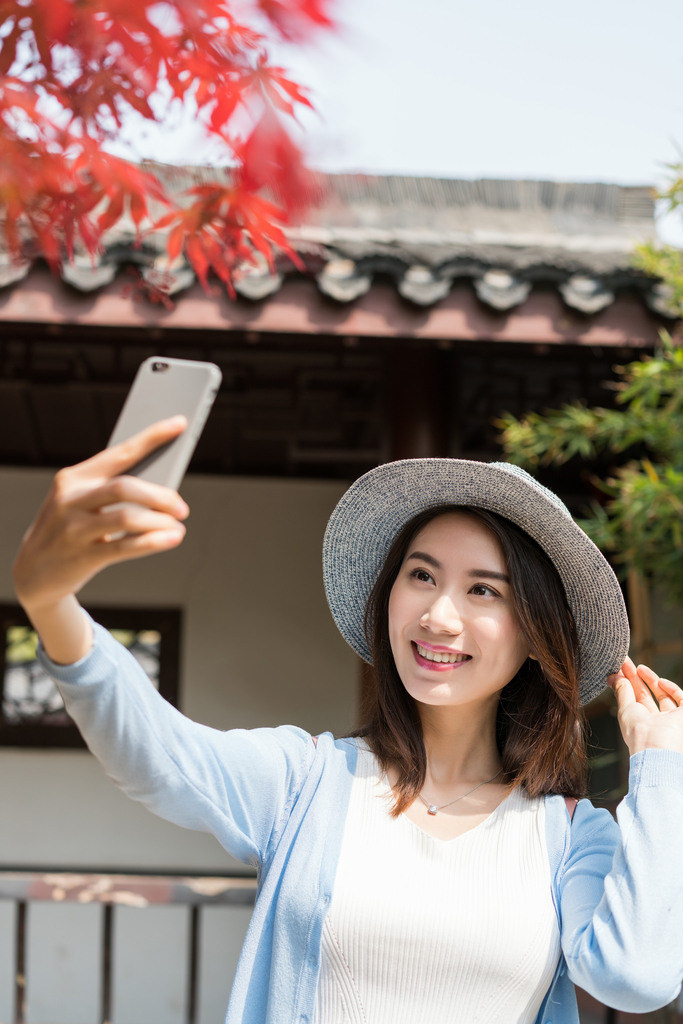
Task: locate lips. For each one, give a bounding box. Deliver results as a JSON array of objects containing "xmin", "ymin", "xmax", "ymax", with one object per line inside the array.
[{"xmin": 411, "ymin": 641, "xmax": 472, "ymax": 671}]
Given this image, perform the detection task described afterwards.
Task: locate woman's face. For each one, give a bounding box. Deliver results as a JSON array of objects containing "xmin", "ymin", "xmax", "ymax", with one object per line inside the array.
[{"xmin": 388, "ymin": 513, "xmax": 532, "ymax": 710}]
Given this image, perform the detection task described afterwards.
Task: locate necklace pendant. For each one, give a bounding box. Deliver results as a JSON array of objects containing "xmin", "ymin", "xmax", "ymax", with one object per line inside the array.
[{"xmin": 427, "ymin": 805, "xmax": 438, "ymax": 815}]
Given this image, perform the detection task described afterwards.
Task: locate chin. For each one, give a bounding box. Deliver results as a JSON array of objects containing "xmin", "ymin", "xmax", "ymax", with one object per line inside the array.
[
  {"xmin": 402, "ymin": 676, "xmax": 464, "ymax": 704},
  {"xmin": 401, "ymin": 668, "xmax": 502, "ymax": 709}
]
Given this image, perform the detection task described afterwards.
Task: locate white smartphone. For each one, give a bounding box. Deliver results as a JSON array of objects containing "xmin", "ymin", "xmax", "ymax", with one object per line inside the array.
[{"xmin": 107, "ymin": 356, "xmax": 222, "ymax": 490}]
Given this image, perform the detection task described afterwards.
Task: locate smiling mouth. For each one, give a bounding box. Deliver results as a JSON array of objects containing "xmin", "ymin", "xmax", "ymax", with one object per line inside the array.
[{"xmin": 414, "ymin": 643, "xmax": 471, "ymax": 665}]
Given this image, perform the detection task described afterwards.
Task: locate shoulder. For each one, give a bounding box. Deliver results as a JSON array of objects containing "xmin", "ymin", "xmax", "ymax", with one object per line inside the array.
[
  {"xmin": 545, "ymin": 792, "xmax": 618, "ymax": 834},
  {"xmin": 232, "ymin": 726, "xmax": 355, "ymax": 780},
  {"xmin": 317, "ymin": 731, "xmax": 360, "ymax": 768},
  {"xmin": 217, "ymin": 729, "xmax": 357, "ymax": 839},
  {"xmin": 544, "ymin": 793, "xmax": 619, "ymax": 878},
  {"xmin": 251, "ymin": 723, "xmax": 315, "ymax": 753},
  {"xmin": 263, "ymin": 728, "xmax": 359, "ymax": 780}
]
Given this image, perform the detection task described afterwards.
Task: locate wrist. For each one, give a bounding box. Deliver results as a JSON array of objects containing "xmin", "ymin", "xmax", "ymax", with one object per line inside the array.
[
  {"xmin": 12, "ymin": 562, "xmax": 73, "ymax": 620},
  {"xmin": 19, "ymin": 592, "xmax": 79, "ymax": 627},
  {"xmin": 628, "ymin": 730, "xmax": 683, "ymax": 758},
  {"xmin": 22, "ymin": 595, "xmax": 93, "ymax": 667}
]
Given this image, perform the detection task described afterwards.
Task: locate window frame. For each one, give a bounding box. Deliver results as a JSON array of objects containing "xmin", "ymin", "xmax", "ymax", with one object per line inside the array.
[{"xmin": 0, "ymin": 604, "xmax": 181, "ymax": 748}]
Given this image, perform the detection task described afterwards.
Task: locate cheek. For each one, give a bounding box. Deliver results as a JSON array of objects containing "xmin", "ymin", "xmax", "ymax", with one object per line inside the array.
[
  {"xmin": 387, "ymin": 587, "xmax": 403, "ymax": 648},
  {"xmin": 474, "ymin": 612, "xmax": 509, "ymax": 645},
  {"xmin": 387, "ymin": 584, "xmax": 416, "ymax": 651},
  {"xmin": 498, "ymin": 618, "xmax": 530, "ymax": 667},
  {"xmin": 477, "ymin": 612, "xmax": 527, "ymax": 663}
]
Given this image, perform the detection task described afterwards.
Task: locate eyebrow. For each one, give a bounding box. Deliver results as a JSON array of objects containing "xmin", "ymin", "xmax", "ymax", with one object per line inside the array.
[
  {"xmin": 467, "ymin": 569, "xmax": 510, "ymax": 584},
  {"xmin": 406, "ymin": 552, "xmax": 509, "ymax": 584},
  {"xmin": 406, "ymin": 551, "xmax": 442, "ymax": 569}
]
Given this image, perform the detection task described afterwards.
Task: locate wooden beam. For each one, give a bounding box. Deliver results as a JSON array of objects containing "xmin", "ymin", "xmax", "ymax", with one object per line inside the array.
[{"xmin": 0, "ymin": 267, "xmax": 662, "ymax": 346}]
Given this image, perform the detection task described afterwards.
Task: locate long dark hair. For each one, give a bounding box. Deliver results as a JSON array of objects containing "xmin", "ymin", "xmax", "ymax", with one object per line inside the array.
[{"xmin": 355, "ymin": 505, "xmax": 587, "ymax": 814}]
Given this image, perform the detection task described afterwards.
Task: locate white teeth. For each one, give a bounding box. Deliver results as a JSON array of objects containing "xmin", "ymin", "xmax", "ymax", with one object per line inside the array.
[{"xmin": 416, "ymin": 644, "xmax": 468, "ymax": 664}]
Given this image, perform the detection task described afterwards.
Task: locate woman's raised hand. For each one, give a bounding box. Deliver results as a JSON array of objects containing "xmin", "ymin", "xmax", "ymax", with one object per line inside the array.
[
  {"xmin": 13, "ymin": 417, "xmax": 189, "ymax": 664},
  {"xmin": 608, "ymin": 657, "xmax": 683, "ymax": 757}
]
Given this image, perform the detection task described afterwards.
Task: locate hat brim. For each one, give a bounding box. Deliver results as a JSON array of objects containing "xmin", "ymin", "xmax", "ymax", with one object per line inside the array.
[{"xmin": 322, "ymin": 459, "xmax": 629, "ymax": 705}]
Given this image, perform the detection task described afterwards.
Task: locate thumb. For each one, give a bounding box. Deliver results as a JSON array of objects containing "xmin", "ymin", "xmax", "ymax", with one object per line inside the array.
[{"xmin": 608, "ymin": 669, "xmax": 637, "ymax": 712}]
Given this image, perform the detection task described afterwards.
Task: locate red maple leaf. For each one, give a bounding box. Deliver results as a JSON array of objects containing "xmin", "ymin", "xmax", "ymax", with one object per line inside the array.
[
  {"xmin": 0, "ymin": 0, "xmax": 333, "ymax": 290},
  {"xmin": 256, "ymin": 0, "xmax": 334, "ymax": 41}
]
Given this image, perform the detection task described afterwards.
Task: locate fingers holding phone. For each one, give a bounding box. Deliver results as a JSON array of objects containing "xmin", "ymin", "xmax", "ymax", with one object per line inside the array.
[
  {"xmin": 100, "ymin": 356, "xmax": 221, "ymax": 539},
  {"xmin": 84, "ymin": 479, "xmax": 190, "ymax": 547},
  {"xmin": 13, "ymin": 357, "xmax": 221, "ymax": 665},
  {"xmin": 75, "ymin": 415, "xmax": 189, "ymax": 492},
  {"xmin": 13, "ymin": 417, "xmax": 191, "ymax": 613},
  {"xmin": 18, "ymin": 354, "xmax": 223, "ymax": 599}
]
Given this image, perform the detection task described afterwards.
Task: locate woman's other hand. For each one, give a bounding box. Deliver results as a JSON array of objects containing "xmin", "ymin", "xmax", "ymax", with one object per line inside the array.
[
  {"xmin": 12, "ymin": 416, "xmax": 189, "ymax": 664},
  {"xmin": 608, "ymin": 657, "xmax": 683, "ymax": 757}
]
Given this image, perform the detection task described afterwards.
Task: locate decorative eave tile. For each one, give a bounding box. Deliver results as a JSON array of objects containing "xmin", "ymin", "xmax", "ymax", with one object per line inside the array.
[
  {"xmin": 559, "ymin": 275, "xmax": 615, "ymax": 314},
  {"xmin": 398, "ymin": 265, "xmax": 452, "ymax": 306},
  {"xmin": 316, "ymin": 258, "xmax": 372, "ymax": 302},
  {"xmin": 474, "ymin": 270, "xmax": 532, "ymax": 310},
  {"xmin": 60, "ymin": 256, "xmax": 118, "ymax": 292}
]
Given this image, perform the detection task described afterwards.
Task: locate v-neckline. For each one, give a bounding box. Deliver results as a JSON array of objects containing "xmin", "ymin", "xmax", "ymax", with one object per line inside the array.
[
  {"xmin": 398, "ymin": 787, "xmax": 515, "ymax": 844},
  {"xmin": 354, "ymin": 740, "xmax": 517, "ymax": 845}
]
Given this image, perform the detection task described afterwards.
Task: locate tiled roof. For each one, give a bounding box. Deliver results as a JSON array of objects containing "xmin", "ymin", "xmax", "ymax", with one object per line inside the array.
[{"xmin": 1, "ymin": 169, "xmax": 673, "ymax": 317}]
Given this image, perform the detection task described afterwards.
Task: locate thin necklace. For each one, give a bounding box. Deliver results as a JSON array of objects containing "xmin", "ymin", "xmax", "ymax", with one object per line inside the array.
[{"xmin": 419, "ymin": 768, "xmax": 503, "ymax": 815}]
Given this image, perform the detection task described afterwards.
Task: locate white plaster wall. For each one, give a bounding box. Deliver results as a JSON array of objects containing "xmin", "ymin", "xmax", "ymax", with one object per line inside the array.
[{"xmin": 0, "ymin": 468, "xmax": 357, "ymax": 872}]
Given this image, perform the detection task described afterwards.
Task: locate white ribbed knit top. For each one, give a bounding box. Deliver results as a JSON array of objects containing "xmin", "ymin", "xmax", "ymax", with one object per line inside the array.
[{"xmin": 314, "ymin": 743, "xmax": 561, "ymax": 1024}]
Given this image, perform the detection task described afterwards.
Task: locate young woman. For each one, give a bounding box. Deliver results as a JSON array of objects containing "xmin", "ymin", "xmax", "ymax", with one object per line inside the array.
[{"xmin": 13, "ymin": 417, "xmax": 683, "ymax": 1024}]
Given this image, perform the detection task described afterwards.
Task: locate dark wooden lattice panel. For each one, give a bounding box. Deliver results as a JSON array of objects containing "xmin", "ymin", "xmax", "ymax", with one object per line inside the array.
[
  {"xmin": 191, "ymin": 349, "xmax": 387, "ymax": 476},
  {"xmin": 0, "ymin": 333, "xmax": 388, "ymax": 480},
  {"xmin": 448, "ymin": 344, "xmax": 627, "ymax": 513},
  {"xmin": 0, "ymin": 328, "xmax": 645, "ymax": 491}
]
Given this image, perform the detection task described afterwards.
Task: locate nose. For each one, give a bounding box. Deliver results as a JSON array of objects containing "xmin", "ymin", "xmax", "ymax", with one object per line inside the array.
[{"xmin": 420, "ymin": 593, "xmax": 464, "ymax": 635}]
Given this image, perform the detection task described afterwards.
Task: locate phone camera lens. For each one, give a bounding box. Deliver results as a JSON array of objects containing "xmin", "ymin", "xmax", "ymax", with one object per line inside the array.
[{"xmin": 151, "ymin": 361, "xmax": 169, "ymax": 372}]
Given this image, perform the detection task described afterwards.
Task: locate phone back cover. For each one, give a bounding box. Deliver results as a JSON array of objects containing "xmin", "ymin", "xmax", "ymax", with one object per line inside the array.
[{"xmin": 108, "ymin": 358, "xmax": 221, "ymax": 489}]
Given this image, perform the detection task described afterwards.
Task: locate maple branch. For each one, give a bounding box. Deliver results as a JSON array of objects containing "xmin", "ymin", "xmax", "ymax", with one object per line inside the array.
[{"xmin": 0, "ymin": 0, "xmax": 333, "ymax": 291}]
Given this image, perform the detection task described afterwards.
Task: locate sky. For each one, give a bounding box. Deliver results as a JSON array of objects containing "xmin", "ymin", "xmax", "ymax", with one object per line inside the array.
[{"xmin": 114, "ymin": 0, "xmax": 683, "ymax": 242}]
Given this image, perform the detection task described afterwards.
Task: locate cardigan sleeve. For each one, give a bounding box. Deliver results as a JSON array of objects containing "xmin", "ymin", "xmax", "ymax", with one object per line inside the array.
[
  {"xmin": 559, "ymin": 749, "xmax": 683, "ymax": 1012},
  {"xmin": 37, "ymin": 616, "xmax": 315, "ymax": 868}
]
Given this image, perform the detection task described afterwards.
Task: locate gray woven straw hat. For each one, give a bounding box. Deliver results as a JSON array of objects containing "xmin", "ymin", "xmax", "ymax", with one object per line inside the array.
[{"xmin": 322, "ymin": 459, "xmax": 629, "ymax": 705}]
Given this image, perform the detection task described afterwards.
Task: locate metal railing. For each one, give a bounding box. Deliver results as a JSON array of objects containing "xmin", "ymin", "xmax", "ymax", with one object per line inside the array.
[{"xmin": 0, "ymin": 870, "xmax": 257, "ymax": 1024}]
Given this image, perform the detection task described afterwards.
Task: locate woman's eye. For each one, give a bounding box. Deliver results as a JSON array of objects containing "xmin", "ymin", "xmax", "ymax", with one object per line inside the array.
[
  {"xmin": 471, "ymin": 584, "xmax": 497, "ymax": 597},
  {"xmin": 411, "ymin": 569, "xmax": 433, "ymax": 584}
]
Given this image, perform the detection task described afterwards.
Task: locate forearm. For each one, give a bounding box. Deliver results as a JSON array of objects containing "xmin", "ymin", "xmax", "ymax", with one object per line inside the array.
[
  {"xmin": 36, "ymin": 619, "xmax": 248, "ymax": 841},
  {"xmin": 22, "ymin": 594, "xmax": 93, "ymax": 665},
  {"xmin": 36, "ymin": 619, "xmax": 313, "ymax": 863}
]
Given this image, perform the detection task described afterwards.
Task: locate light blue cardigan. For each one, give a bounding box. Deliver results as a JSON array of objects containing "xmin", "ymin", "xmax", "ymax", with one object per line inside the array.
[{"xmin": 39, "ymin": 619, "xmax": 683, "ymax": 1024}]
